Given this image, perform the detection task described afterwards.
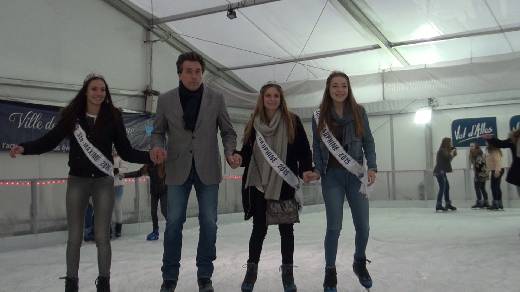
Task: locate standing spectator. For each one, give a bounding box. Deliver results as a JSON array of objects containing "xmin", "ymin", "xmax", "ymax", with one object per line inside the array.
[
  {"xmin": 433, "ymin": 138, "xmax": 457, "ymax": 212},
  {"xmin": 486, "ymin": 144, "xmax": 504, "ymax": 210},
  {"xmin": 469, "ymin": 143, "xmax": 489, "ymax": 208}
]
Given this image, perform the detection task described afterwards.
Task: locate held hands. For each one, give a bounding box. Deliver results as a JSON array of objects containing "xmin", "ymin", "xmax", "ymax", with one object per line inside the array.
[
  {"xmin": 150, "ymin": 147, "xmax": 167, "ymax": 164},
  {"xmin": 367, "ymin": 170, "xmax": 377, "ymax": 186},
  {"xmin": 9, "ymin": 145, "xmax": 24, "ymax": 158},
  {"xmin": 303, "ymin": 170, "xmax": 320, "ymax": 183},
  {"xmin": 226, "ymin": 153, "xmax": 242, "ymax": 169}
]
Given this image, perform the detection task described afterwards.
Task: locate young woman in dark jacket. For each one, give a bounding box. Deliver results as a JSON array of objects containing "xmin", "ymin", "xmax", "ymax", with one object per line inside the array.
[
  {"xmin": 484, "ymin": 129, "xmax": 520, "ymax": 196},
  {"xmin": 9, "ymin": 74, "xmax": 152, "ymax": 292},
  {"xmin": 433, "ymin": 137, "xmax": 457, "ymax": 212},
  {"xmin": 238, "ymin": 83, "xmax": 316, "ymax": 292}
]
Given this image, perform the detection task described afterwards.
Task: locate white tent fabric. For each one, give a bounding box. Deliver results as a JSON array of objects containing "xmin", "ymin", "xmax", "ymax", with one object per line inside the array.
[
  {"xmin": 209, "ymin": 51, "xmax": 520, "ymax": 115},
  {"xmin": 128, "ymin": 0, "xmax": 520, "ymax": 94}
]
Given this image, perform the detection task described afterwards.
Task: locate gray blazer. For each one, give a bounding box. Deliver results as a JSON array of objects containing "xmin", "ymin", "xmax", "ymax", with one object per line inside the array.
[{"xmin": 151, "ymin": 84, "xmax": 237, "ymax": 185}]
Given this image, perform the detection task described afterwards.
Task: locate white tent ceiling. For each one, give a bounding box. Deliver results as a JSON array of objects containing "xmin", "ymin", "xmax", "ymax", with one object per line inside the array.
[
  {"xmin": 126, "ymin": 0, "xmax": 520, "ymax": 87},
  {"xmin": 115, "ymin": 0, "xmax": 520, "ymax": 111}
]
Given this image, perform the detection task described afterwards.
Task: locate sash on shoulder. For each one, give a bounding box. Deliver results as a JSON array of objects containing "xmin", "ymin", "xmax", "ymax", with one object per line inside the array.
[
  {"xmin": 313, "ymin": 110, "xmax": 372, "ymax": 197},
  {"xmin": 255, "ymin": 129, "xmax": 303, "ymax": 209},
  {"xmin": 73, "ymin": 123, "xmax": 114, "ymax": 177}
]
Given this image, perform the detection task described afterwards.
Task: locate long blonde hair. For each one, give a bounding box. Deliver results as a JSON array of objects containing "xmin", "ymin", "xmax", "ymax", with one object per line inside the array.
[
  {"xmin": 487, "ymin": 143, "xmax": 503, "ymax": 156},
  {"xmin": 317, "ymin": 71, "xmax": 364, "ymax": 137},
  {"xmin": 243, "ymin": 83, "xmax": 295, "ymax": 144}
]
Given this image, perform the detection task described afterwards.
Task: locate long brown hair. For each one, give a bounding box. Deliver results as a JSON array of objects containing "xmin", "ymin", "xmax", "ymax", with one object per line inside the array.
[
  {"xmin": 469, "ymin": 144, "xmax": 483, "ymax": 161},
  {"xmin": 439, "ymin": 137, "xmax": 452, "ymax": 151},
  {"xmin": 60, "ymin": 74, "xmax": 120, "ymax": 134},
  {"xmin": 243, "ymin": 83, "xmax": 295, "ymax": 144},
  {"xmin": 317, "ymin": 71, "xmax": 364, "ymax": 137}
]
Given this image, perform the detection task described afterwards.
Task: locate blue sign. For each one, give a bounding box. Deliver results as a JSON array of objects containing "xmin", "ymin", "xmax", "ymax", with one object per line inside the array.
[
  {"xmin": 510, "ymin": 115, "xmax": 520, "ymax": 131},
  {"xmin": 0, "ymin": 100, "xmax": 154, "ymax": 152},
  {"xmin": 451, "ymin": 117, "xmax": 497, "ymax": 147}
]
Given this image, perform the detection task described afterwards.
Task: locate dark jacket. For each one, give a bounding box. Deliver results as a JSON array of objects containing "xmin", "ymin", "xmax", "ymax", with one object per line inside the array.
[
  {"xmin": 239, "ymin": 114, "xmax": 313, "ymax": 220},
  {"xmin": 124, "ymin": 163, "xmax": 167, "ymax": 196},
  {"xmin": 21, "ymin": 111, "xmax": 151, "ymax": 177},
  {"xmin": 488, "ymin": 137, "xmax": 520, "ymax": 186},
  {"xmin": 434, "ymin": 148, "xmax": 457, "ymax": 175},
  {"xmin": 470, "ymin": 154, "xmax": 489, "ymax": 182}
]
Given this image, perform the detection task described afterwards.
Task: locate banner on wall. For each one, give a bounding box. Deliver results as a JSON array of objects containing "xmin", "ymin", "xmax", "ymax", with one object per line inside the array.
[
  {"xmin": 451, "ymin": 117, "xmax": 497, "ymax": 147},
  {"xmin": 510, "ymin": 115, "xmax": 520, "ymax": 131},
  {"xmin": 0, "ymin": 100, "xmax": 154, "ymax": 152}
]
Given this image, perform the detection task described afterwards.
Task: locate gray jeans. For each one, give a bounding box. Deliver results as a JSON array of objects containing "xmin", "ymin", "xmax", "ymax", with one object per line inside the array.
[{"xmin": 66, "ymin": 175, "xmax": 114, "ymax": 278}]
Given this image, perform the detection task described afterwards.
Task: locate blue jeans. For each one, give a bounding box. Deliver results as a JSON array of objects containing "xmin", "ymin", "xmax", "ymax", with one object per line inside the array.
[
  {"xmin": 490, "ymin": 169, "xmax": 504, "ymax": 201},
  {"xmin": 113, "ymin": 185, "xmax": 124, "ymax": 223},
  {"xmin": 435, "ymin": 173, "xmax": 451, "ymax": 206},
  {"xmin": 322, "ymin": 168, "xmax": 370, "ymax": 267},
  {"xmin": 161, "ymin": 166, "xmax": 219, "ymax": 281}
]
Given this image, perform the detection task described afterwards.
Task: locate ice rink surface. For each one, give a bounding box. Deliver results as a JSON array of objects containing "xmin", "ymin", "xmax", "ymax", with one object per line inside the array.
[{"xmin": 1, "ymin": 206, "xmax": 519, "ymax": 292}]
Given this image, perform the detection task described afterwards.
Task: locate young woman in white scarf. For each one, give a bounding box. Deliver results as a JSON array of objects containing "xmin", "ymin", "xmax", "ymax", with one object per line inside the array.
[{"xmin": 238, "ymin": 83, "xmax": 317, "ymax": 292}]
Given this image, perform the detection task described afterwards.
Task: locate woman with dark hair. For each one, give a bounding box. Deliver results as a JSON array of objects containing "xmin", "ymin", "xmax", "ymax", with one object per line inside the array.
[
  {"xmin": 469, "ymin": 143, "xmax": 489, "ymax": 208},
  {"xmin": 312, "ymin": 71, "xmax": 377, "ymax": 292},
  {"xmin": 9, "ymin": 74, "xmax": 152, "ymax": 292},
  {"xmin": 483, "ymin": 129, "xmax": 520, "ymax": 198},
  {"xmin": 239, "ymin": 82, "xmax": 316, "ymax": 292},
  {"xmin": 433, "ymin": 137, "xmax": 457, "ymax": 212},
  {"xmin": 486, "ymin": 144, "xmax": 504, "ymax": 210}
]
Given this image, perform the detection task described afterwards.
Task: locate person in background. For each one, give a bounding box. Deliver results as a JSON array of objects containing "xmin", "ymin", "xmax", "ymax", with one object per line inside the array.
[
  {"xmin": 486, "ymin": 143, "xmax": 504, "ymax": 210},
  {"xmin": 483, "ymin": 129, "xmax": 520, "ymax": 198},
  {"xmin": 469, "ymin": 143, "xmax": 489, "ymax": 208},
  {"xmin": 84, "ymin": 200, "xmax": 95, "ymax": 242},
  {"xmin": 123, "ymin": 162, "xmax": 167, "ymax": 241},
  {"xmin": 433, "ymin": 137, "xmax": 457, "ymax": 212},
  {"xmin": 112, "ymin": 150, "xmax": 126, "ymax": 238}
]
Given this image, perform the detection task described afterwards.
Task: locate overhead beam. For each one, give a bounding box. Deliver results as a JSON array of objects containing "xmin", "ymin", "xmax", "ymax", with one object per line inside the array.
[
  {"xmin": 102, "ymin": 0, "xmax": 256, "ymax": 93},
  {"xmin": 0, "ymin": 76, "xmax": 142, "ymax": 97},
  {"xmin": 223, "ymin": 45, "xmax": 380, "ymax": 71},
  {"xmin": 392, "ymin": 24, "xmax": 520, "ymax": 47},
  {"xmin": 221, "ymin": 23, "xmax": 520, "ymax": 71},
  {"xmin": 336, "ymin": 0, "xmax": 409, "ymax": 66},
  {"xmin": 155, "ymin": 0, "xmax": 281, "ymax": 24}
]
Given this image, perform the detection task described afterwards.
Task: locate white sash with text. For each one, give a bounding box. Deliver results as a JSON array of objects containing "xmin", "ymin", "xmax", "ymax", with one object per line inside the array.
[
  {"xmin": 313, "ymin": 110, "xmax": 371, "ymax": 197},
  {"xmin": 255, "ymin": 129, "xmax": 303, "ymax": 208},
  {"xmin": 73, "ymin": 123, "xmax": 114, "ymax": 177}
]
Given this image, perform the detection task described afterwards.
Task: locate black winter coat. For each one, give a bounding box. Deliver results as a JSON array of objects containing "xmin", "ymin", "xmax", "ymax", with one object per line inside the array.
[
  {"xmin": 238, "ymin": 114, "xmax": 313, "ymax": 220},
  {"xmin": 21, "ymin": 111, "xmax": 151, "ymax": 177}
]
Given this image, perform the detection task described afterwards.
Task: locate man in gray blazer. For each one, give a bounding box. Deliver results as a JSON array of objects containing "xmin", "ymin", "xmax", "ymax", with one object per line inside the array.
[{"xmin": 151, "ymin": 52, "xmax": 241, "ymax": 292}]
